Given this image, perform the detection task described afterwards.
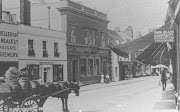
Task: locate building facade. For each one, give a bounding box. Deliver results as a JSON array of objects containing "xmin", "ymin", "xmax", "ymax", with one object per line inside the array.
[
  {"xmin": 18, "ymin": 24, "xmax": 67, "ymax": 83},
  {"xmin": 58, "ymin": 0, "xmax": 110, "ymax": 84},
  {"xmin": 4, "ymin": 0, "xmax": 110, "ymax": 84},
  {"xmin": 0, "ymin": 22, "xmax": 67, "ymax": 83}
]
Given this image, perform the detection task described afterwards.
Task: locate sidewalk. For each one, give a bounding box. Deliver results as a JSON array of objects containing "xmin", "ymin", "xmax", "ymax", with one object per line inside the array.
[{"xmin": 152, "ymin": 83, "xmax": 177, "ymax": 112}]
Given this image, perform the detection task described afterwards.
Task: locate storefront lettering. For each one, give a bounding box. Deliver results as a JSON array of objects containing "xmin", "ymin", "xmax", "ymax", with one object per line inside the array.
[
  {"xmin": 0, "ymin": 45, "xmax": 16, "ymax": 50},
  {"xmin": 0, "ymin": 52, "xmax": 18, "ymax": 57},
  {"xmin": 0, "ymin": 38, "xmax": 18, "ymax": 44},
  {"xmin": 0, "ymin": 31, "xmax": 18, "ymax": 37}
]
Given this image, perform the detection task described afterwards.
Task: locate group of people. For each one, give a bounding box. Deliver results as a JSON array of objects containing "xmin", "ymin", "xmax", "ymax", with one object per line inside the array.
[{"xmin": 101, "ymin": 73, "xmax": 110, "ymax": 84}]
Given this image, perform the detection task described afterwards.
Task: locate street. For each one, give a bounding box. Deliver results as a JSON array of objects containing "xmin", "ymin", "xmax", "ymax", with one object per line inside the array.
[{"xmin": 43, "ymin": 76, "xmax": 163, "ymax": 112}]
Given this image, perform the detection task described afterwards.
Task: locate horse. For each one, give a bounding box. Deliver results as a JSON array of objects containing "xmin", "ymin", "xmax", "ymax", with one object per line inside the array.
[{"xmin": 38, "ymin": 81, "xmax": 80, "ymax": 112}]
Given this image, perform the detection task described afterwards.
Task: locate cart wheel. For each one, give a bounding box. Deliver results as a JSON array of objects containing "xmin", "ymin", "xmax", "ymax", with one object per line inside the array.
[
  {"xmin": 10, "ymin": 101, "xmax": 21, "ymax": 112},
  {"xmin": 0, "ymin": 101, "xmax": 10, "ymax": 112},
  {"xmin": 21, "ymin": 99, "xmax": 39, "ymax": 112}
]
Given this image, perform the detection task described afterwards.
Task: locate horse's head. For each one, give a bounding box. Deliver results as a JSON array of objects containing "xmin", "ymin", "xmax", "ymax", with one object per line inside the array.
[{"xmin": 69, "ymin": 82, "xmax": 80, "ymax": 96}]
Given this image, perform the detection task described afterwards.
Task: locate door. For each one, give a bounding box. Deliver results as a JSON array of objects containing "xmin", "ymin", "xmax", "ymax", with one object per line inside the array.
[
  {"xmin": 53, "ymin": 65, "xmax": 63, "ymax": 82},
  {"xmin": 72, "ymin": 60, "xmax": 78, "ymax": 82},
  {"xmin": 43, "ymin": 68, "xmax": 50, "ymax": 83}
]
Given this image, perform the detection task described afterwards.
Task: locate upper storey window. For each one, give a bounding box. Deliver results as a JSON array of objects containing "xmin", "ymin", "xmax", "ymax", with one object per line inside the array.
[
  {"xmin": 102, "ymin": 33, "xmax": 106, "ymax": 47},
  {"xmin": 70, "ymin": 26, "xmax": 76, "ymax": 43},
  {"xmin": 84, "ymin": 29, "xmax": 96, "ymax": 46}
]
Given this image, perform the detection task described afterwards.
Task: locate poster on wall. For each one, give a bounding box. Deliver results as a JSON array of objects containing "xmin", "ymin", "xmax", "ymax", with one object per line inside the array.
[{"xmin": 0, "ymin": 24, "xmax": 18, "ymax": 61}]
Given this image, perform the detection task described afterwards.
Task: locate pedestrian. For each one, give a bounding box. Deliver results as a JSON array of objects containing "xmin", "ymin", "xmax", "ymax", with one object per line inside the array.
[
  {"xmin": 161, "ymin": 69, "xmax": 167, "ymax": 91},
  {"xmin": 100, "ymin": 73, "xmax": 104, "ymax": 83},
  {"xmin": 105, "ymin": 73, "xmax": 110, "ymax": 84}
]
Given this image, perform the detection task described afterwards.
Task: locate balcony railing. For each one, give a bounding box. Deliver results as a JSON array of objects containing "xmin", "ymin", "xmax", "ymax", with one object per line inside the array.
[{"xmin": 62, "ymin": 0, "xmax": 107, "ymax": 20}]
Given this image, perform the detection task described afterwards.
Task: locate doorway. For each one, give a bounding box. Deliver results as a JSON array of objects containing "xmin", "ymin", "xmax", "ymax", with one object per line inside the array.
[
  {"xmin": 72, "ymin": 60, "xmax": 78, "ymax": 82},
  {"xmin": 43, "ymin": 68, "xmax": 50, "ymax": 83}
]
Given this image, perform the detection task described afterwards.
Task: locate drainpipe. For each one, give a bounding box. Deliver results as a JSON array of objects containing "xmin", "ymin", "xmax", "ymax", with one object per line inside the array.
[{"xmin": 47, "ymin": 6, "xmax": 51, "ymax": 29}]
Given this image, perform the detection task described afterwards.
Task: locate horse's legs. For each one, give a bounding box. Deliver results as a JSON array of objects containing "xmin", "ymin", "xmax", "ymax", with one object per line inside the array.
[
  {"xmin": 65, "ymin": 97, "xmax": 69, "ymax": 112},
  {"xmin": 38, "ymin": 97, "xmax": 48, "ymax": 112},
  {"xmin": 61, "ymin": 98, "xmax": 66, "ymax": 112}
]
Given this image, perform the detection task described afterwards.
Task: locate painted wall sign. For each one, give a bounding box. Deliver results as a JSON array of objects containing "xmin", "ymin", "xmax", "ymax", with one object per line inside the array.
[
  {"xmin": 154, "ymin": 30, "xmax": 174, "ymax": 43},
  {"xmin": 0, "ymin": 25, "xmax": 18, "ymax": 61}
]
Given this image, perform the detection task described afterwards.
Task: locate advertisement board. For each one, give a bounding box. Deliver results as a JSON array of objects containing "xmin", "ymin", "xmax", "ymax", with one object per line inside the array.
[
  {"xmin": 154, "ymin": 30, "xmax": 174, "ymax": 43},
  {"xmin": 0, "ymin": 24, "xmax": 18, "ymax": 61}
]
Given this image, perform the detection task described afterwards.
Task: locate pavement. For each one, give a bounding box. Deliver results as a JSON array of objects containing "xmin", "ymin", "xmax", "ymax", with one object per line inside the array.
[{"xmin": 79, "ymin": 76, "xmax": 178, "ymax": 112}]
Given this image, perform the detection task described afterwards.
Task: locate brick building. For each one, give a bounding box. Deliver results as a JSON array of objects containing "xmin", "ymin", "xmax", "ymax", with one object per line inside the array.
[{"xmin": 58, "ymin": 0, "xmax": 110, "ymax": 84}]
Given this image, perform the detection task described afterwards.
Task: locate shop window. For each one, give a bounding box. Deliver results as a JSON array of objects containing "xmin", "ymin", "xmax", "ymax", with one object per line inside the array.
[
  {"xmin": 54, "ymin": 42, "xmax": 59, "ymax": 57},
  {"xmin": 102, "ymin": 33, "xmax": 106, "ymax": 47},
  {"xmin": 70, "ymin": 26, "xmax": 76, "ymax": 43},
  {"xmin": 27, "ymin": 65, "xmax": 39, "ymax": 80},
  {"xmin": 28, "ymin": 39, "xmax": 35, "ymax": 56},
  {"xmin": 53, "ymin": 65, "xmax": 63, "ymax": 82},
  {"xmin": 88, "ymin": 59, "xmax": 93, "ymax": 75},
  {"xmin": 94, "ymin": 59, "xmax": 99, "ymax": 75},
  {"xmin": 80, "ymin": 58, "xmax": 86, "ymax": 76},
  {"xmin": 42, "ymin": 41, "xmax": 48, "ymax": 57}
]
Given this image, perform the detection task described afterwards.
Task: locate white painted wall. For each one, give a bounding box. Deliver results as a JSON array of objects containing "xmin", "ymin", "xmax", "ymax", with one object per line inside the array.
[{"xmin": 18, "ymin": 25, "xmax": 67, "ymax": 81}]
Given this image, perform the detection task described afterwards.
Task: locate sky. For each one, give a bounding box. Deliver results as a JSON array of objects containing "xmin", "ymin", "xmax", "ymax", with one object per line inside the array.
[
  {"xmin": 3, "ymin": 0, "xmax": 169, "ymax": 37},
  {"xmin": 73, "ymin": 0, "xmax": 169, "ymax": 37}
]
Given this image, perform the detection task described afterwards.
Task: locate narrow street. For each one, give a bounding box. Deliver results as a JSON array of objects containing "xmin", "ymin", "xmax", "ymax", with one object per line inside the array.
[{"xmin": 43, "ymin": 76, "xmax": 163, "ymax": 112}]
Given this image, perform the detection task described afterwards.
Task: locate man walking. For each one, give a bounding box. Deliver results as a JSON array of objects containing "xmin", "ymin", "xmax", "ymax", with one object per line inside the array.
[{"xmin": 161, "ymin": 69, "xmax": 167, "ymax": 91}]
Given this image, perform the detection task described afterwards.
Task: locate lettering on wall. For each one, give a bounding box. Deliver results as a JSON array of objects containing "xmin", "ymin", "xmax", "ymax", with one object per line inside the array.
[{"xmin": 0, "ymin": 30, "xmax": 18, "ymax": 61}]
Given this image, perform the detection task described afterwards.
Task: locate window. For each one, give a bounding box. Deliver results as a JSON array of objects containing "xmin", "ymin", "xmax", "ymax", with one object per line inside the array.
[
  {"xmin": 80, "ymin": 58, "xmax": 86, "ymax": 76},
  {"xmin": 90, "ymin": 31, "xmax": 96, "ymax": 46},
  {"xmin": 94, "ymin": 59, "xmax": 99, "ymax": 75},
  {"xmin": 42, "ymin": 41, "xmax": 48, "ymax": 57},
  {"xmin": 84, "ymin": 29, "xmax": 89, "ymax": 45},
  {"xmin": 54, "ymin": 42, "xmax": 59, "ymax": 57},
  {"xmin": 70, "ymin": 26, "xmax": 76, "ymax": 43},
  {"xmin": 88, "ymin": 59, "xmax": 93, "ymax": 75},
  {"xmin": 9, "ymin": 14, "xmax": 16, "ymax": 23},
  {"xmin": 28, "ymin": 40, "xmax": 35, "ymax": 56},
  {"xmin": 102, "ymin": 33, "xmax": 106, "ymax": 47},
  {"xmin": 115, "ymin": 67, "xmax": 118, "ymax": 77},
  {"xmin": 53, "ymin": 65, "xmax": 63, "ymax": 82}
]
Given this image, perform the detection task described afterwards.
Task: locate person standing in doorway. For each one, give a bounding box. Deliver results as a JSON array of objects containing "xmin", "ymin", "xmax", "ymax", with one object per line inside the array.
[
  {"xmin": 161, "ymin": 69, "xmax": 167, "ymax": 91},
  {"xmin": 105, "ymin": 73, "xmax": 110, "ymax": 84}
]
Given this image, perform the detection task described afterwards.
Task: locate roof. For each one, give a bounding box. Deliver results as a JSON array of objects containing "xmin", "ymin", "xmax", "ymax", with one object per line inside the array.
[
  {"xmin": 114, "ymin": 22, "xmax": 175, "ymax": 54},
  {"xmin": 115, "ymin": 32, "xmax": 154, "ymax": 54},
  {"xmin": 108, "ymin": 30, "xmax": 124, "ymax": 42},
  {"xmin": 117, "ymin": 31, "xmax": 133, "ymax": 42}
]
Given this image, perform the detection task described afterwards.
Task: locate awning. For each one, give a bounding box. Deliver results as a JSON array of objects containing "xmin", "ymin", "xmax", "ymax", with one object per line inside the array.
[
  {"xmin": 112, "ymin": 47, "xmax": 128, "ymax": 57},
  {"xmin": 135, "ymin": 43, "xmax": 171, "ymax": 67}
]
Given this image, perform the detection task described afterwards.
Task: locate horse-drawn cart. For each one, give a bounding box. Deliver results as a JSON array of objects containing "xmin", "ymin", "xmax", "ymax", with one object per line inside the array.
[
  {"xmin": 0, "ymin": 67, "xmax": 80, "ymax": 112},
  {"xmin": 0, "ymin": 81, "xmax": 40, "ymax": 112}
]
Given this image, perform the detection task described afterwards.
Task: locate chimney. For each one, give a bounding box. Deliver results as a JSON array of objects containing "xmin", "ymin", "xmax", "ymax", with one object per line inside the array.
[
  {"xmin": 0, "ymin": 0, "xmax": 2, "ymax": 20},
  {"xmin": 20, "ymin": 0, "xmax": 31, "ymax": 25}
]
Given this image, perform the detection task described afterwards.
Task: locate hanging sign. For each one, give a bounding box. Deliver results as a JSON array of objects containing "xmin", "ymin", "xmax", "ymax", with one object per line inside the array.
[{"xmin": 154, "ymin": 30, "xmax": 174, "ymax": 43}]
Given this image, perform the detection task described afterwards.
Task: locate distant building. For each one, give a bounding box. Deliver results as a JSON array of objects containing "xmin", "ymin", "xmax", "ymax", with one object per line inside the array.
[{"xmin": 122, "ymin": 26, "xmax": 133, "ymax": 39}]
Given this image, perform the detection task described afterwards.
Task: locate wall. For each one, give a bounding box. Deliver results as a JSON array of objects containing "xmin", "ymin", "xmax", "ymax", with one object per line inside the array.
[{"xmin": 18, "ymin": 25, "xmax": 67, "ymax": 81}]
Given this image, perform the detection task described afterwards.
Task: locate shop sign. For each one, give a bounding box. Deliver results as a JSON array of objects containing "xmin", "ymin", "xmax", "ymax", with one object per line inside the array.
[
  {"xmin": 154, "ymin": 30, "xmax": 174, "ymax": 43},
  {"xmin": 0, "ymin": 30, "xmax": 18, "ymax": 61}
]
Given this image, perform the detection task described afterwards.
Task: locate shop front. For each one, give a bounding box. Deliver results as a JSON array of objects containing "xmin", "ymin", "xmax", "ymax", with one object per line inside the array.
[
  {"xmin": 119, "ymin": 61, "xmax": 134, "ymax": 80},
  {"xmin": 67, "ymin": 45, "xmax": 110, "ymax": 85}
]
